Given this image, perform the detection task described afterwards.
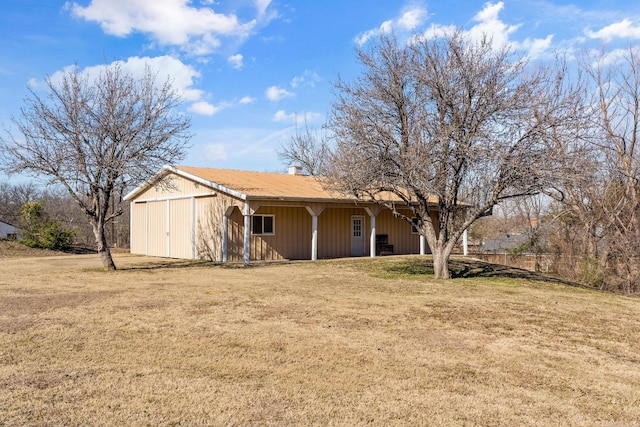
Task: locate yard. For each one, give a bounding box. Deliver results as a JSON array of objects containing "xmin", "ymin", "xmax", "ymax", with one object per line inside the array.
[{"xmin": 1, "ymin": 250, "xmax": 639, "ymax": 426}]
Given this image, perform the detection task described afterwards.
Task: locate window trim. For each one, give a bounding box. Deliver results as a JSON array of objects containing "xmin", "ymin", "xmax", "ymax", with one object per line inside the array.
[{"xmin": 251, "ymin": 214, "xmax": 275, "ymax": 235}]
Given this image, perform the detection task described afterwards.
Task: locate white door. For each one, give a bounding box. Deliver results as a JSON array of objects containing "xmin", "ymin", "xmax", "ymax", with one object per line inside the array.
[{"xmin": 351, "ymin": 216, "xmax": 365, "ymax": 256}]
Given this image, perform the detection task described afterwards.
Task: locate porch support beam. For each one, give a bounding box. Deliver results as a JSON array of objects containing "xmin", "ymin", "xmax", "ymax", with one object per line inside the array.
[
  {"xmin": 305, "ymin": 204, "xmax": 325, "ymax": 261},
  {"xmin": 191, "ymin": 196, "xmax": 196, "ymax": 260},
  {"xmin": 243, "ymin": 202, "xmax": 250, "ymax": 265},
  {"xmin": 365, "ymin": 206, "xmax": 382, "ymax": 258},
  {"xmin": 463, "ymin": 229, "xmax": 469, "ymax": 256},
  {"xmin": 311, "ymin": 215, "xmax": 318, "ymax": 260}
]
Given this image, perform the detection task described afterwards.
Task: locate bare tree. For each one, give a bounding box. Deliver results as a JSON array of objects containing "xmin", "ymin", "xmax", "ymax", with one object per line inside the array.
[
  {"xmin": 0, "ymin": 181, "xmax": 40, "ymax": 225},
  {"xmin": 279, "ymin": 121, "xmax": 330, "ymax": 176},
  {"xmin": 306, "ymin": 32, "xmax": 583, "ymax": 279},
  {"xmin": 0, "ymin": 62, "xmax": 191, "ymax": 269},
  {"xmin": 587, "ymin": 46, "xmax": 640, "ymax": 292},
  {"xmin": 538, "ymin": 45, "xmax": 640, "ymax": 293}
]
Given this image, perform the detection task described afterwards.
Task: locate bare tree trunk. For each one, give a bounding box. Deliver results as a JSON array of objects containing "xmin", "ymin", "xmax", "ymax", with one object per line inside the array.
[
  {"xmin": 432, "ymin": 244, "xmax": 452, "ymax": 279},
  {"xmin": 92, "ymin": 221, "xmax": 116, "ymax": 270}
]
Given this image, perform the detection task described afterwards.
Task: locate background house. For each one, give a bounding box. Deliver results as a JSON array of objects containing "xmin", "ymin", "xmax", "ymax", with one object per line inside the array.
[
  {"xmin": 0, "ymin": 220, "xmax": 18, "ymax": 240},
  {"xmin": 479, "ymin": 233, "xmax": 531, "ymax": 253},
  {"xmin": 124, "ymin": 165, "xmax": 438, "ymax": 263}
]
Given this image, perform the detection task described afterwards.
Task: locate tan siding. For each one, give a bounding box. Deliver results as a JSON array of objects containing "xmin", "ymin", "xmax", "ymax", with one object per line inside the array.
[
  {"xmin": 169, "ymin": 198, "xmax": 193, "ymax": 259},
  {"xmin": 147, "ymin": 201, "xmax": 167, "ymax": 257},
  {"xmin": 227, "ymin": 207, "xmax": 245, "ymax": 262},
  {"xmin": 136, "ymin": 174, "xmax": 215, "ymax": 201},
  {"xmin": 193, "ymin": 193, "xmax": 243, "ymax": 261},
  {"xmin": 317, "ymin": 207, "xmax": 370, "ymax": 258},
  {"xmin": 130, "ymin": 202, "xmax": 148, "ymax": 255},
  {"xmin": 373, "ymin": 208, "xmax": 438, "ymax": 255},
  {"xmin": 195, "ymin": 196, "xmax": 220, "ymax": 261},
  {"xmin": 376, "ymin": 209, "xmax": 421, "ymax": 255},
  {"xmin": 250, "ymin": 206, "xmax": 312, "ymax": 260}
]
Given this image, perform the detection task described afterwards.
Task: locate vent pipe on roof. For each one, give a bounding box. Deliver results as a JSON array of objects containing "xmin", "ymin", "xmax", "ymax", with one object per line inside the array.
[{"xmin": 288, "ymin": 165, "xmax": 304, "ymax": 175}]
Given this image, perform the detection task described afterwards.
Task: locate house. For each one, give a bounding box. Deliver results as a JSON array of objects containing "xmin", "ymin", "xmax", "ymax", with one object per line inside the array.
[
  {"xmin": 0, "ymin": 220, "xmax": 18, "ymax": 240},
  {"xmin": 124, "ymin": 165, "xmax": 439, "ymax": 263},
  {"xmin": 479, "ymin": 233, "xmax": 530, "ymax": 253}
]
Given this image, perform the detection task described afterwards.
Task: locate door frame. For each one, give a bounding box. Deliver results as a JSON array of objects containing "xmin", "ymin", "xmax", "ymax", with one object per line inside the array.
[{"xmin": 350, "ymin": 215, "xmax": 366, "ymax": 256}]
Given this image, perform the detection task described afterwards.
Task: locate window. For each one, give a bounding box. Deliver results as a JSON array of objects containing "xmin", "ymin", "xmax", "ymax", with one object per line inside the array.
[
  {"xmin": 252, "ymin": 215, "xmax": 274, "ymax": 235},
  {"xmin": 352, "ymin": 217, "xmax": 362, "ymax": 237}
]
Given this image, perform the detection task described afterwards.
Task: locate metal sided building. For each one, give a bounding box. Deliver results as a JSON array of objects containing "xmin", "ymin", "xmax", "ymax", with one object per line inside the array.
[{"xmin": 124, "ymin": 165, "xmax": 438, "ymax": 263}]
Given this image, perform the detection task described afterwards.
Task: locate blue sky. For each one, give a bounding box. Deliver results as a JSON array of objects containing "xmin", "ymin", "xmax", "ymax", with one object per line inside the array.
[{"xmin": 1, "ymin": 0, "xmax": 640, "ymax": 177}]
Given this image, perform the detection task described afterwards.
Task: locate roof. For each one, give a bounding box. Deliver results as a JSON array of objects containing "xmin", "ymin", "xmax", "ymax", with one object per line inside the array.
[
  {"xmin": 124, "ymin": 165, "xmax": 439, "ymax": 205},
  {"xmin": 175, "ymin": 166, "xmax": 347, "ymax": 201}
]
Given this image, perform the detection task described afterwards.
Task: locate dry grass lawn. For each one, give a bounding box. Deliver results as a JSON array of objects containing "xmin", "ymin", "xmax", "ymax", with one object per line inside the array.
[{"xmin": 1, "ymin": 252, "xmax": 639, "ymax": 426}]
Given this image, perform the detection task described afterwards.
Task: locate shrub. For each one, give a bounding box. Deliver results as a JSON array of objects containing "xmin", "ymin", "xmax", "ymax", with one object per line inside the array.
[{"xmin": 19, "ymin": 201, "xmax": 75, "ymax": 250}]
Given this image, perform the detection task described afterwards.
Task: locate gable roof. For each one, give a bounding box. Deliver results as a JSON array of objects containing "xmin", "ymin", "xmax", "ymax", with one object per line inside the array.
[
  {"xmin": 124, "ymin": 165, "xmax": 353, "ymax": 203},
  {"xmin": 174, "ymin": 166, "xmax": 346, "ymax": 200},
  {"xmin": 124, "ymin": 165, "xmax": 439, "ymax": 205}
]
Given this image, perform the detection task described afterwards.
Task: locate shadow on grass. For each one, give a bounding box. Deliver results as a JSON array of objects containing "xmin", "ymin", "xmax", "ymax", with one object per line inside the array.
[
  {"xmin": 116, "ymin": 254, "xmax": 587, "ymax": 290},
  {"xmin": 61, "ymin": 246, "xmax": 97, "ymax": 255},
  {"xmin": 118, "ymin": 260, "xmax": 282, "ymax": 271},
  {"xmin": 382, "ymin": 257, "xmax": 583, "ymax": 288},
  {"xmin": 119, "ymin": 260, "xmax": 225, "ymax": 271}
]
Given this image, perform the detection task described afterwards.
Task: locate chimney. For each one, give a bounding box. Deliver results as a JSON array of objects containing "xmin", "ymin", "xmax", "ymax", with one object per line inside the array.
[{"xmin": 288, "ymin": 165, "xmax": 303, "ymax": 175}]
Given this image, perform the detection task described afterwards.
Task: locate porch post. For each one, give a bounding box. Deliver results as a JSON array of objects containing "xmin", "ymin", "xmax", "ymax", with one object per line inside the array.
[
  {"xmin": 305, "ymin": 204, "xmax": 325, "ymax": 261},
  {"xmin": 166, "ymin": 199, "xmax": 171, "ymax": 257},
  {"xmin": 191, "ymin": 197, "xmax": 196, "ymax": 260},
  {"xmin": 243, "ymin": 202, "xmax": 250, "ymax": 265},
  {"xmin": 311, "ymin": 215, "xmax": 318, "ymax": 261},
  {"xmin": 370, "ymin": 215, "xmax": 376, "ymax": 258},
  {"xmin": 420, "ymin": 235, "xmax": 426, "ymax": 255},
  {"xmin": 463, "ymin": 229, "xmax": 469, "ymax": 256},
  {"xmin": 364, "ymin": 206, "xmax": 381, "ymax": 258}
]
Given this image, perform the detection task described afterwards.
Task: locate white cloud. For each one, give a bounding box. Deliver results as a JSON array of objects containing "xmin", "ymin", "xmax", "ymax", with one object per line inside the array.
[
  {"xmin": 68, "ymin": 0, "xmax": 275, "ymax": 55},
  {"xmin": 417, "ymin": 2, "xmax": 552, "ymax": 59},
  {"xmin": 273, "ymin": 110, "xmax": 295, "ymax": 122},
  {"xmin": 586, "ymin": 19, "xmax": 640, "ymax": 42},
  {"xmin": 43, "ymin": 56, "xmax": 204, "ymax": 101},
  {"xmin": 273, "ymin": 109, "xmax": 322, "ymax": 123},
  {"xmin": 265, "ymin": 85, "xmax": 293, "ymax": 101},
  {"xmin": 255, "ymin": 0, "xmax": 272, "ymax": 17},
  {"xmin": 188, "ymin": 101, "xmax": 225, "ymax": 116},
  {"xmin": 290, "ymin": 70, "xmax": 321, "ymax": 88},
  {"xmin": 397, "ymin": 5, "xmax": 427, "ymax": 30},
  {"xmin": 515, "ymin": 35, "xmax": 554, "ymax": 59},
  {"xmin": 355, "ymin": 3, "xmax": 427, "ymax": 46},
  {"xmin": 467, "ymin": 1, "xmax": 520, "ymax": 47},
  {"xmin": 239, "ymin": 96, "xmax": 256, "ymax": 104},
  {"xmin": 418, "ymin": 23, "xmax": 457, "ymax": 40},
  {"xmin": 593, "ymin": 47, "xmax": 640, "ymax": 67},
  {"xmin": 228, "ymin": 53, "xmax": 244, "ymax": 69}
]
